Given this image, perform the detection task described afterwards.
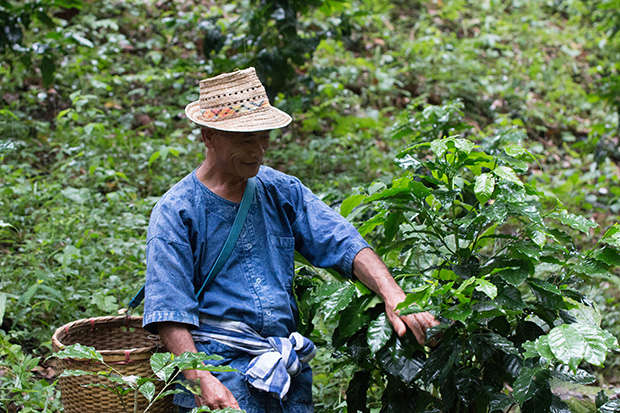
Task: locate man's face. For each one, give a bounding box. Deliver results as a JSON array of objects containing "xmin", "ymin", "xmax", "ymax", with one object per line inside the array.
[{"xmin": 205, "ymin": 129, "xmax": 270, "ymax": 179}]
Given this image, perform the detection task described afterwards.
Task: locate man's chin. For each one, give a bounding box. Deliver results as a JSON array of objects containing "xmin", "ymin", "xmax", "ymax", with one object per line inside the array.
[{"xmin": 237, "ymin": 164, "xmax": 261, "ymax": 178}]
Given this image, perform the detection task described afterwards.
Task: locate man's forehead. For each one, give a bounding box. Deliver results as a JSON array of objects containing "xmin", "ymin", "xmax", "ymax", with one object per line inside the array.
[{"xmin": 212, "ymin": 129, "xmax": 269, "ymax": 139}]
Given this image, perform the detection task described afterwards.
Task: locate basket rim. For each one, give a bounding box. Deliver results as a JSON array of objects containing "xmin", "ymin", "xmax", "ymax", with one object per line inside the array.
[{"xmin": 52, "ymin": 315, "xmax": 159, "ymax": 358}]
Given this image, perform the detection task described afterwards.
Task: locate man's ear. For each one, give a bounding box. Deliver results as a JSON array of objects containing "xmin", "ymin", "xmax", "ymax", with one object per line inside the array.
[{"xmin": 200, "ymin": 128, "xmax": 213, "ymax": 148}]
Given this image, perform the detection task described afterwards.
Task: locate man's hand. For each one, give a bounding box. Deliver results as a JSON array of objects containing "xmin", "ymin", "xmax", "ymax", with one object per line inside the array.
[
  {"xmin": 158, "ymin": 323, "xmax": 239, "ymax": 409},
  {"xmin": 384, "ymin": 298, "xmax": 439, "ymax": 345},
  {"xmin": 184, "ymin": 369, "xmax": 239, "ymax": 410},
  {"xmin": 353, "ymin": 248, "xmax": 439, "ymax": 345}
]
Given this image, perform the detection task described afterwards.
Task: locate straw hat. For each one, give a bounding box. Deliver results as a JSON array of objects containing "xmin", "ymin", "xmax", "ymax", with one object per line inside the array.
[{"xmin": 185, "ymin": 67, "xmax": 292, "ymax": 132}]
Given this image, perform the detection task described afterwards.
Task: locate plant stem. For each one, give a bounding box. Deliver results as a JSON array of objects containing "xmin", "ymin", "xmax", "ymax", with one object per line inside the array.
[{"xmin": 143, "ymin": 369, "xmax": 182, "ymax": 413}]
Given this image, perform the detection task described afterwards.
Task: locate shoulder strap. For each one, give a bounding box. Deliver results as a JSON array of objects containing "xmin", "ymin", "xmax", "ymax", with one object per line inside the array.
[
  {"xmin": 195, "ymin": 177, "xmax": 256, "ymax": 300},
  {"xmin": 128, "ymin": 177, "xmax": 257, "ymax": 310}
]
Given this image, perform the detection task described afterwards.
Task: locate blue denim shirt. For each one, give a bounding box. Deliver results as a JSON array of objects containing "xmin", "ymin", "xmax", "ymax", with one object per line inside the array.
[{"xmin": 143, "ymin": 166, "xmax": 369, "ymax": 337}]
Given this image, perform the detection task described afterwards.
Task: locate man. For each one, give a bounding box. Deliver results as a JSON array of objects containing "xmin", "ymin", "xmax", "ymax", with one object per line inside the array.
[{"xmin": 143, "ymin": 67, "xmax": 438, "ymax": 412}]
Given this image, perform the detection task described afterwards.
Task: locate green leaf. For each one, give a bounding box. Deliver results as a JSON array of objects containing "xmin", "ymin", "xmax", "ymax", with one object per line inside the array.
[
  {"xmin": 474, "ymin": 173, "xmax": 495, "ymax": 204},
  {"xmin": 367, "ymin": 313, "xmax": 392, "ymax": 355},
  {"xmin": 528, "ymin": 278, "xmax": 561, "ymax": 295},
  {"xmin": 601, "ymin": 224, "xmax": 620, "ymax": 248},
  {"xmin": 139, "ymin": 381, "xmax": 156, "ymax": 402},
  {"xmin": 496, "ymin": 284, "xmax": 526, "ymax": 310},
  {"xmin": 497, "ymin": 267, "xmax": 528, "ymax": 286},
  {"xmin": 396, "ymin": 284, "xmax": 433, "ymax": 311},
  {"xmin": 532, "ymin": 230, "xmax": 546, "ymax": 248},
  {"xmin": 409, "ymin": 181, "xmax": 432, "ymax": 199},
  {"xmin": 480, "ymin": 332, "xmax": 518, "ymax": 355},
  {"xmin": 61, "ymin": 187, "xmax": 90, "ymax": 204},
  {"xmin": 333, "ymin": 296, "xmax": 374, "ymax": 346},
  {"xmin": 567, "ymin": 303, "xmax": 602, "ymax": 326},
  {"xmin": 41, "ymin": 54, "xmax": 55, "ymax": 87},
  {"xmin": 523, "ymin": 335, "xmax": 555, "ymax": 361},
  {"xmin": 376, "ymin": 339, "xmax": 425, "ymax": 384},
  {"xmin": 443, "ymin": 303, "xmax": 473, "ymax": 322},
  {"xmin": 493, "ymin": 165, "xmax": 523, "ymax": 187},
  {"xmin": 504, "ymin": 144, "xmax": 527, "ymax": 157},
  {"xmin": 548, "ymin": 324, "xmax": 585, "ymax": 370},
  {"xmin": 150, "ymin": 352, "xmax": 176, "ymax": 381},
  {"xmin": 321, "ymin": 283, "xmax": 356, "ymax": 322},
  {"xmin": 55, "ymin": 344, "xmax": 104, "ymax": 363},
  {"xmin": 579, "ymin": 324, "xmax": 608, "ymax": 366},
  {"xmin": 91, "ymin": 294, "xmax": 118, "ymax": 312},
  {"xmin": 513, "ymin": 367, "xmax": 550, "ymax": 405},
  {"xmin": 552, "ymin": 364, "xmax": 596, "ymax": 384},
  {"xmin": 59, "ymin": 369, "xmax": 99, "ymax": 378},
  {"xmin": 72, "ymin": 33, "xmax": 94, "ymax": 47},
  {"xmin": 430, "ymin": 139, "xmax": 448, "ymax": 157},
  {"xmin": 600, "ymin": 329, "xmax": 619, "ymax": 349},
  {"xmin": 600, "ymin": 400, "xmax": 620, "ymax": 413},
  {"xmin": 454, "ymin": 138, "xmax": 475, "ymax": 154},
  {"xmin": 593, "ymin": 247, "xmax": 620, "ymax": 266},
  {"xmin": 340, "ymin": 194, "xmax": 366, "ymax": 217},
  {"xmin": 148, "ymin": 151, "xmax": 161, "ymax": 166},
  {"xmin": 550, "ymin": 210, "xmax": 597, "ymax": 234},
  {"xmin": 475, "ymin": 278, "xmax": 497, "ymax": 299}
]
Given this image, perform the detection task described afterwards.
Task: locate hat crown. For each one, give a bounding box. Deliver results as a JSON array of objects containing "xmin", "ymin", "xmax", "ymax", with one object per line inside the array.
[{"xmin": 199, "ymin": 67, "xmax": 270, "ymax": 114}]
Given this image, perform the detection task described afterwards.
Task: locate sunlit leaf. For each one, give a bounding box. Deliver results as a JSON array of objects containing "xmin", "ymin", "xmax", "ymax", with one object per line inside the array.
[
  {"xmin": 579, "ymin": 324, "xmax": 608, "ymax": 366},
  {"xmin": 504, "ymin": 144, "xmax": 526, "ymax": 157},
  {"xmin": 55, "ymin": 344, "xmax": 104, "ymax": 363},
  {"xmin": 550, "ymin": 210, "xmax": 597, "ymax": 233},
  {"xmin": 340, "ymin": 194, "xmax": 366, "ymax": 217},
  {"xmin": 150, "ymin": 352, "xmax": 176, "ymax": 381},
  {"xmin": 430, "ymin": 139, "xmax": 448, "ymax": 157},
  {"xmin": 493, "ymin": 165, "xmax": 523, "ymax": 186},
  {"xmin": 367, "ymin": 313, "xmax": 392, "ymax": 355},
  {"xmin": 548, "ymin": 324, "xmax": 585, "ymax": 370},
  {"xmin": 600, "ymin": 224, "xmax": 620, "ymax": 248},
  {"xmin": 475, "ymin": 278, "xmax": 497, "ymax": 299},
  {"xmin": 138, "ymin": 381, "xmax": 156, "ymax": 402},
  {"xmin": 474, "ymin": 173, "xmax": 495, "ymax": 204}
]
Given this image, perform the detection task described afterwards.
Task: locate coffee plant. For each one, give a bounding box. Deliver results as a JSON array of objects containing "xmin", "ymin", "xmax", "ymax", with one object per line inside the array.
[
  {"xmin": 297, "ymin": 102, "xmax": 620, "ymax": 412},
  {"xmin": 54, "ymin": 344, "xmax": 240, "ymax": 413}
]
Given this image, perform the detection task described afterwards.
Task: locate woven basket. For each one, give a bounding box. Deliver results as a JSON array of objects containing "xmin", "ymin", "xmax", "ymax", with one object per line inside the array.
[{"xmin": 52, "ymin": 316, "xmax": 176, "ymax": 413}]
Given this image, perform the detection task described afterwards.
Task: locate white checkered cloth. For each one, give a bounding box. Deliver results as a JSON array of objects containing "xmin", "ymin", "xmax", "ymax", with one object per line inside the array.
[{"xmin": 192, "ymin": 316, "xmax": 316, "ymax": 400}]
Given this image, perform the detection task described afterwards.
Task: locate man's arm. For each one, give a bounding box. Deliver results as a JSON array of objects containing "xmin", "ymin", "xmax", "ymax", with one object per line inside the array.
[
  {"xmin": 352, "ymin": 247, "xmax": 439, "ymax": 345},
  {"xmin": 158, "ymin": 323, "xmax": 239, "ymax": 410}
]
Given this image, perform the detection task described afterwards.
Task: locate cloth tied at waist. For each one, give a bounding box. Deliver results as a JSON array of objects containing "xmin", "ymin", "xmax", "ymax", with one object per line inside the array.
[{"xmin": 192, "ymin": 316, "xmax": 316, "ymax": 400}]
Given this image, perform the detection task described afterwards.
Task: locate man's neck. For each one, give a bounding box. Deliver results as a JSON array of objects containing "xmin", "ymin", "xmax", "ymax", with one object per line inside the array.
[{"xmin": 196, "ymin": 160, "xmax": 247, "ymax": 203}]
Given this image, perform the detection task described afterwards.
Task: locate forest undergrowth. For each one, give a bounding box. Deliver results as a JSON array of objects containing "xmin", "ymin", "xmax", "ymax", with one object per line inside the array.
[{"xmin": 0, "ymin": 0, "xmax": 619, "ymax": 411}]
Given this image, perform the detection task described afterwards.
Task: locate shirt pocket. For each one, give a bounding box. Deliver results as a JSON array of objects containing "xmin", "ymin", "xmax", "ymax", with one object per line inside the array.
[{"xmin": 268, "ymin": 234, "xmax": 295, "ymax": 289}]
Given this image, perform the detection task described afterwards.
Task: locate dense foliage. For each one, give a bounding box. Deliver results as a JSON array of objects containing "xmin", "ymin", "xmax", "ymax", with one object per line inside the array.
[
  {"xmin": 1, "ymin": 0, "xmax": 619, "ymax": 412},
  {"xmin": 298, "ymin": 101, "xmax": 619, "ymax": 412}
]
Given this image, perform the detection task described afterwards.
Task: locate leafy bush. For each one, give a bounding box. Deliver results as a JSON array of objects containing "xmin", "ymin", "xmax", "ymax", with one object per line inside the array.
[{"xmin": 300, "ymin": 101, "xmax": 620, "ymax": 412}]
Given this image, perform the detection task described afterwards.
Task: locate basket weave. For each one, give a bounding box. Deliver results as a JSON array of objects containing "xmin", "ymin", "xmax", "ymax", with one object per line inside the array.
[{"xmin": 52, "ymin": 316, "xmax": 176, "ymax": 413}]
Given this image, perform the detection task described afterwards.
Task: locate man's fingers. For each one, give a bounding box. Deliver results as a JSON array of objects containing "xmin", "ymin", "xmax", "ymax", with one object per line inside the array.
[
  {"xmin": 386, "ymin": 309, "xmax": 407, "ymax": 337},
  {"xmin": 402, "ymin": 314, "xmax": 425, "ymax": 345},
  {"xmin": 416, "ymin": 312, "xmax": 440, "ymax": 329},
  {"xmin": 197, "ymin": 374, "xmax": 240, "ymax": 409}
]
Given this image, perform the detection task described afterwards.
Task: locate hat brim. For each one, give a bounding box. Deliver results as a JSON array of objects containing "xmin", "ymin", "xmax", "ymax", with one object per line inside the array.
[{"xmin": 185, "ymin": 101, "xmax": 292, "ymax": 132}]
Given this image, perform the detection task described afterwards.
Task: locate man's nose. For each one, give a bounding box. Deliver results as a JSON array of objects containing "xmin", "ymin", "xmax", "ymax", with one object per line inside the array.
[{"xmin": 253, "ymin": 140, "xmax": 267, "ymax": 155}]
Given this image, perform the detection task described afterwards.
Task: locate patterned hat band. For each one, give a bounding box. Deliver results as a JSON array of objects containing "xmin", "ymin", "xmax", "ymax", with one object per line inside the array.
[
  {"xmin": 185, "ymin": 67, "xmax": 292, "ymax": 132},
  {"xmin": 200, "ymin": 99, "xmax": 269, "ymax": 121}
]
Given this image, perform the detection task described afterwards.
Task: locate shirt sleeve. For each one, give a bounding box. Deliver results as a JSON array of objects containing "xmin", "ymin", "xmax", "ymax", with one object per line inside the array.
[
  {"xmin": 143, "ymin": 236, "xmax": 199, "ymax": 333},
  {"xmin": 291, "ymin": 178, "xmax": 370, "ymax": 278}
]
